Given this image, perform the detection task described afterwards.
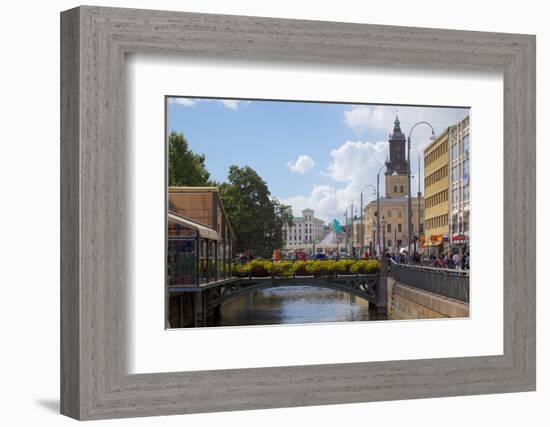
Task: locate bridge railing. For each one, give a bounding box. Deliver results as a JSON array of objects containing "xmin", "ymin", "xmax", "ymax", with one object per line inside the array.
[
  {"xmin": 389, "ymin": 260, "xmax": 469, "ymax": 303},
  {"xmin": 235, "ymin": 257, "xmax": 373, "ymax": 263}
]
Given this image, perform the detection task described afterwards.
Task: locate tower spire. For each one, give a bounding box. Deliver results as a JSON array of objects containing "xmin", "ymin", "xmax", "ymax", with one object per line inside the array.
[{"xmin": 385, "ymin": 115, "xmax": 408, "ymax": 197}]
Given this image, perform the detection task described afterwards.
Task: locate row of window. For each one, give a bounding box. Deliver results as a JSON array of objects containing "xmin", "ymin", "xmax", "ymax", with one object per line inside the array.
[
  {"xmin": 450, "ymin": 159, "xmax": 469, "ymax": 183},
  {"xmin": 451, "ymin": 135, "xmax": 470, "ymax": 161},
  {"xmin": 370, "ymin": 209, "xmax": 420, "ymax": 219},
  {"xmin": 287, "ymin": 234, "xmax": 310, "ymax": 241},
  {"xmin": 286, "ymin": 223, "xmax": 315, "ymax": 229},
  {"xmin": 425, "ymin": 189, "xmax": 449, "ymax": 209},
  {"xmin": 425, "ymin": 164, "xmax": 448, "ymax": 188},
  {"xmin": 451, "ymin": 184, "xmax": 470, "ymax": 205},
  {"xmin": 424, "ymin": 140, "xmax": 448, "ymax": 167},
  {"xmin": 451, "ymin": 212, "xmax": 470, "ymax": 234},
  {"xmin": 425, "ymin": 214, "xmax": 448, "ymax": 230},
  {"xmin": 386, "ymin": 223, "xmax": 402, "ymax": 233},
  {"xmin": 379, "ymin": 222, "xmax": 424, "ymax": 234},
  {"xmin": 386, "ymin": 209, "xmax": 401, "ymax": 218},
  {"xmin": 392, "ymin": 184, "xmax": 405, "ymax": 194}
]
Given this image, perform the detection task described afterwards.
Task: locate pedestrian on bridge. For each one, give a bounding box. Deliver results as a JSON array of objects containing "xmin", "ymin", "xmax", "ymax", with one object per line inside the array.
[{"xmin": 452, "ymin": 252, "xmax": 460, "ymax": 269}]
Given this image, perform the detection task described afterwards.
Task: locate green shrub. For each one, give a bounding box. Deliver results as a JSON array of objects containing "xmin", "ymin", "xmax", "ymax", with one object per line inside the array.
[
  {"xmin": 269, "ymin": 261, "xmax": 294, "ymax": 277},
  {"xmin": 233, "ymin": 258, "xmax": 380, "ymax": 278},
  {"xmin": 248, "ymin": 260, "xmax": 271, "ymax": 277},
  {"xmin": 292, "ymin": 261, "xmax": 309, "ymax": 276},
  {"xmin": 349, "ymin": 259, "xmax": 380, "ymax": 274},
  {"xmin": 233, "ymin": 263, "xmax": 250, "ymax": 277},
  {"xmin": 366, "ymin": 259, "xmax": 380, "ymax": 273},
  {"xmin": 305, "ymin": 260, "xmax": 332, "ymax": 276},
  {"xmin": 334, "ymin": 259, "xmax": 354, "ymax": 274}
]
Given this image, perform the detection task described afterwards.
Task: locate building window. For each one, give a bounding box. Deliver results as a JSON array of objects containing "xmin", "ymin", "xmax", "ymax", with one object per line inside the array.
[
  {"xmin": 452, "ymin": 188, "xmax": 458, "ymax": 205},
  {"xmin": 463, "ymin": 158, "xmax": 470, "ymax": 178},
  {"xmin": 387, "ymin": 223, "xmax": 391, "ymax": 232},
  {"xmin": 387, "ymin": 239, "xmax": 392, "ymax": 247},
  {"xmin": 394, "ymin": 185, "xmax": 397, "ymax": 193},
  {"xmin": 387, "ymin": 211, "xmax": 392, "ymax": 218},
  {"xmin": 451, "ymin": 143, "xmax": 458, "ymax": 160},
  {"xmin": 464, "ymin": 184, "xmax": 470, "ymax": 201},
  {"xmin": 398, "ymin": 223, "xmax": 402, "ymax": 232},
  {"xmin": 452, "ymin": 214, "xmax": 458, "ymax": 234},
  {"xmin": 400, "ymin": 185, "xmax": 404, "ymax": 193},
  {"xmin": 451, "ymin": 165, "xmax": 458, "ymax": 182},
  {"xmin": 463, "ymin": 134, "xmax": 470, "ymax": 155}
]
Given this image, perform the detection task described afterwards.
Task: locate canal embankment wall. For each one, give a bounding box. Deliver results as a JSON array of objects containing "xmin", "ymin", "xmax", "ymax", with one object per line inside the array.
[{"xmin": 386, "ymin": 277, "xmax": 469, "ymax": 320}]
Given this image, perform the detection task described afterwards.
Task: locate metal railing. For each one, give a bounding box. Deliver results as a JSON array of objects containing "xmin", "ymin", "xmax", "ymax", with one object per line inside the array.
[{"xmin": 389, "ymin": 260, "xmax": 469, "ymax": 303}]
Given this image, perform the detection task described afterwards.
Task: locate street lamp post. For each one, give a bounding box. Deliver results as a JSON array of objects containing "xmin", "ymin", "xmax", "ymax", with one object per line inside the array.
[
  {"xmin": 360, "ymin": 184, "xmax": 376, "ymax": 258},
  {"xmin": 381, "ymin": 216, "xmax": 386, "ymax": 253},
  {"xmin": 344, "ymin": 210, "xmax": 348, "ymax": 256},
  {"xmin": 376, "ymin": 166, "xmax": 383, "ymax": 256},
  {"xmin": 350, "ymin": 201, "xmax": 354, "ymax": 256},
  {"xmin": 345, "ymin": 199, "xmax": 361, "ymax": 257},
  {"xmin": 407, "ymin": 121, "xmax": 435, "ymax": 263},
  {"xmin": 417, "ymin": 157, "xmax": 422, "ymax": 257}
]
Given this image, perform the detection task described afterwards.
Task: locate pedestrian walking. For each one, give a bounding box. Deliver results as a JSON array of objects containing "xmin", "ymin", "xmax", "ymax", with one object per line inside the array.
[{"xmin": 452, "ymin": 252, "xmax": 460, "ymax": 269}]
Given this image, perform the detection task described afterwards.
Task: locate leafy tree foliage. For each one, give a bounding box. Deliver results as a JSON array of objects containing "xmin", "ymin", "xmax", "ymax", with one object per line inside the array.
[
  {"xmin": 168, "ymin": 131, "xmax": 211, "ymax": 186},
  {"xmin": 219, "ymin": 165, "xmax": 293, "ymax": 258}
]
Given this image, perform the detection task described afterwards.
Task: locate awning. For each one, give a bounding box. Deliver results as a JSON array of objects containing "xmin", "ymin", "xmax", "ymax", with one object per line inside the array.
[
  {"xmin": 430, "ymin": 234, "xmax": 443, "ymax": 243},
  {"xmin": 168, "ymin": 212, "xmax": 218, "ymax": 240},
  {"xmin": 452, "ymin": 234, "xmax": 468, "ymax": 242}
]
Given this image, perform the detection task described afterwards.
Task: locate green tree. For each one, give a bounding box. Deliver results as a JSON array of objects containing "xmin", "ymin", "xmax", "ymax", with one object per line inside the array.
[
  {"xmin": 168, "ymin": 131, "xmax": 211, "ymax": 186},
  {"xmin": 219, "ymin": 165, "xmax": 293, "ymax": 258}
]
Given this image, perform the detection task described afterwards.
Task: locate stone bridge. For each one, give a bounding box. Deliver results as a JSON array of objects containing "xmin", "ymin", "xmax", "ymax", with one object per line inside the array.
[{"xmin": 170, "ymin": 274, "xmax": 381, "ymax": 327}]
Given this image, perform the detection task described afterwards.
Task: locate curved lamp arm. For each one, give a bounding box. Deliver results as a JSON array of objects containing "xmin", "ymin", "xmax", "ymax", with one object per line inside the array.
[{"xmin": 408, "ymin": 121, "xmax": 436, "ymax": 139}]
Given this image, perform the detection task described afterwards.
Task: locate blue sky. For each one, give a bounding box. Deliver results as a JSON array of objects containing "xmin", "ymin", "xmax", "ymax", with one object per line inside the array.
[{"xmin": 167, "ymin": 97, "xmax": 469, "ymax": 223}]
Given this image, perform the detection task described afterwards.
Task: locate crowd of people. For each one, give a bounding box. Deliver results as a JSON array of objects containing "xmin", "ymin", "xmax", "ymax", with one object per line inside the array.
[{"xmin": 388, "ymin": 249, "xmax": 469, "ymax": 270}]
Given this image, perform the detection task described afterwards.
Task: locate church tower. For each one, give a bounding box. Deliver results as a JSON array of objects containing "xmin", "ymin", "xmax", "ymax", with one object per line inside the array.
[{"xmin": 385, "ymin": 115, "xmax": 409, "ymax": 197}]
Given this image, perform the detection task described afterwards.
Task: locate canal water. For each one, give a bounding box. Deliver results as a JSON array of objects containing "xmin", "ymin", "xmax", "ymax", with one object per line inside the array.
[{"xmin": 214, "ymin": 285, "xmax": 387, "ymax": 327}]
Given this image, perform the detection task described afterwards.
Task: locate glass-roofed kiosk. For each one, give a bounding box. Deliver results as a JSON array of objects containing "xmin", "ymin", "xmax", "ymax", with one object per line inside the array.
[{"xmin": 167, "ymin": 187, "xmax": 235, "ymax": 287}]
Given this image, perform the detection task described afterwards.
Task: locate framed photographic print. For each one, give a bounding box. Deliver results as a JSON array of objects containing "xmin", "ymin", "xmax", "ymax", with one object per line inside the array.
[{"xmin": 61, "ymin": 6, "xmax": 536, "ymax": 420}]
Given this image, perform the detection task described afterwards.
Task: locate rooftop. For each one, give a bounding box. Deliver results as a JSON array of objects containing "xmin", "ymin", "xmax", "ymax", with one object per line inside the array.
[{"xmin": 168, "ymin": 186, "xmax": 219, "ymax": 193}]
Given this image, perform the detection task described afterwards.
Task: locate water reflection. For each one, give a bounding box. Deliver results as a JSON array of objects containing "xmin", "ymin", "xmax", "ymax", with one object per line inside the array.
[{"xmin": 214, "ymin": 285, "xmax": 387, "ymax": 327}]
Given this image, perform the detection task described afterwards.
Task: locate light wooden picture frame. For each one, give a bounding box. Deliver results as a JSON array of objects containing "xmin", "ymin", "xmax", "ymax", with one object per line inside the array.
[{"xmin": 60, "ymin": 5, "xmax": 536, "ymax": 420}]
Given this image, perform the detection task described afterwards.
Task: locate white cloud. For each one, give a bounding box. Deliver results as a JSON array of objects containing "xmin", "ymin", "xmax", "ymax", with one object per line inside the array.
[
  {"xmin": 327, "ymin": 140, "xmax": 386, "ymax": 184},
  {"xmin": 343, "ymin": 106, "xmax": 389, "ymax": 134},
  {"xmin": 343, "ymin": 105, "xmax": 468, "ymax": 142},
  {"xmin": 168, "ymin": 97, "xmax": 196, "ymax": 107},
  {"xmin": 281, "ymin": 185, "xmax": 340, "ymax": 222},
  {"xmin": 287, "ymin": 155, "xmax": 316, "ymax": 175},
  {"xmin": 167, "ymin": 98, "xmax": 248, "ymax": 110},
  {"xmin": 282, "ymin": 141, "xmax": 386, "ymax": 222},
  {"xmin": 219, "ymin": 100, "xmax": 241, "ymax": 110}
]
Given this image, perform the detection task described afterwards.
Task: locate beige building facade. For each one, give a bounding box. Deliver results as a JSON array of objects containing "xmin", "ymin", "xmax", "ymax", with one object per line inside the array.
[
  {"xmin": 363, "ymin": 197, "xmax": 424, "ymax": 254},
  {"xmin": 423, "ymin": 114, "xmax": 470, "ymax": 253},
  {"xmin": 423, "ymin": 129, "xmax": 450, "ymax": 250}
]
